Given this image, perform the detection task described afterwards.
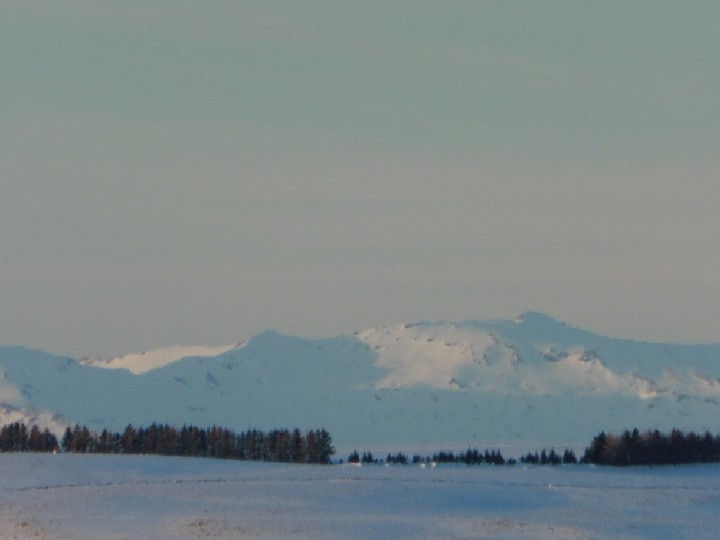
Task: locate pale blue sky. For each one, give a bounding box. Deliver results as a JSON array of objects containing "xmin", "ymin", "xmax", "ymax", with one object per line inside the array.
[{"xmin": 2, "ymin": 1, "xmax": 719, "ymax": 357}]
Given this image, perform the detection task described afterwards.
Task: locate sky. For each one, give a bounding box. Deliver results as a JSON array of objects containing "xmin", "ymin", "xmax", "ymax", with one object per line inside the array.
[{"xmin": 2, "ymin": 1, "xmax": 719, "ymax": 358}]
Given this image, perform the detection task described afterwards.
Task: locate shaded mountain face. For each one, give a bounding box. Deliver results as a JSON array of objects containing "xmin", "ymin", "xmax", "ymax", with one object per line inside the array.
[{"xmin": 2, "ymin": 312, "xmax": 720, "ymax": 450}]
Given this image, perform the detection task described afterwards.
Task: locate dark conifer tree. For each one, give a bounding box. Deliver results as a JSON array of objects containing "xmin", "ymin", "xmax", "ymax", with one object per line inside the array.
[
  {"xmin": 562, "ymin": 449, "xmax": 577, "ymax": 464},
  {"xmin": 289, "ymin": 429, "xmax": 304, "ymax": 463}
]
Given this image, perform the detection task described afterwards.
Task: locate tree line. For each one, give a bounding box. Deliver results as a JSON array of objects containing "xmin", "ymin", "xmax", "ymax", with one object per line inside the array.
[
  {"xmin": 516, "ymin": 429, "xmax": 720, "ymax": 466},
  {"xmin": 6, "ymin": 423, "xmax": 720, "ymax": 467},
  {"xmin": 0, "ymin": 422, "xmax": 59, "ymax": 452},
  {"xmin": 520, "ymin": 448, "xmax": 577, "ymax": 465},
  {"xmin": 0, "ymin": 422, "xmax": 334, "ymax": 464},
  {"xmin": 582, "ymin": 428, "xmax": 720, "ymax": 466},
  {"xmin": 348, "ymin": 447, "xmax": 508, "ymax": 465},
  {"xmin": 346, "ymin": 428, "xmax": 720, "ymax": 467}
]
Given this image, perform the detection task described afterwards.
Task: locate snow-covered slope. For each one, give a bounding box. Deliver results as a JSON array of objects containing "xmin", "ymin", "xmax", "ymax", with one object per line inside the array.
[
  {"xmin": 78, "ymin": 343, "xmax": 244, "ymax": 374},
  {"xmin": 2, "ymin": 312, "xmax": 720, "ymax": 450}
]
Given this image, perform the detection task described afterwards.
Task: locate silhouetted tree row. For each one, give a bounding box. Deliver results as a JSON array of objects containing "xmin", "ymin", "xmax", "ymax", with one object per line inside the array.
[
  {"xmin": 348, "ymin": 447, "xmax": 506, "ymax": 465},
  {"xmin": 347, "ymin": 450, "xmax": 378, "ymax": 464},
  {"xmin": 56, "ymin": 423, "xmax": 335, "ymax": 464},
  {"xmin": 386, "ymin": 452, "xmax": 408, "ymax": 464},
  {"xmin": 520, "ymin": 448, "xmax": 577, "ymax": 465},
  {"xmin": 430, "ymin": 448, "xmax": 506, "ymax": 465},
  {"xmin": 583, "ymin": 428, "xmax": 720, "ymax": 466},
  {"xmin": 349, "ymin": 428, "xmax": 720, "ymax": 467},
  {"xmin": 0, "ymin": 422, "xmax": 58, "ymax": 452}
]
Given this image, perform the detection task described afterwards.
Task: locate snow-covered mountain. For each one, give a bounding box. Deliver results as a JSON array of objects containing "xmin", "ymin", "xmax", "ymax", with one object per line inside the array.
[
  {"xmin": 2, "ymin": 312, "xmax": 720, "ymax": 451},
  {"xmin": 78, "ymin": 343, "xmax": 244, "ymax": 374}
]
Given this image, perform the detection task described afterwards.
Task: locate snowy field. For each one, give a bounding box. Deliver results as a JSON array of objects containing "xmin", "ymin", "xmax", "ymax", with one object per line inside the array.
[{"xmin": 1, "ymin": 454, "xmax": 719, "ymax": 539}]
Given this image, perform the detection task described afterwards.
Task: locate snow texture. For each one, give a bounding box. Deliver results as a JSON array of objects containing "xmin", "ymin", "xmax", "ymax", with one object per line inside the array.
[{"xmin": 1, "ymin": 454, "xmax": 719, "ymax": 539}]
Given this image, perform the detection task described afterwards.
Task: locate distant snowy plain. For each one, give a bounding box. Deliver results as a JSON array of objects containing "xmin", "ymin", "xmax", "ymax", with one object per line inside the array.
[{"xmin": 1, "ymin": 453, "xmax": 719, "ymax": 539}]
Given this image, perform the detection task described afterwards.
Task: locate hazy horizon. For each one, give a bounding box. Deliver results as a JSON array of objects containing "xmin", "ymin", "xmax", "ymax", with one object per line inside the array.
[{"xmin": 3, "ymin": 2, "xmax": 719, "ymax": 358}]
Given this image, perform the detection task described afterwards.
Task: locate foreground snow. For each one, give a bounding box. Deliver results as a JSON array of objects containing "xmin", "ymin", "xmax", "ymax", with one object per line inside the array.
[{"xmin": 1, "ymin": 454, "xmax": 719, "ymax": 539}]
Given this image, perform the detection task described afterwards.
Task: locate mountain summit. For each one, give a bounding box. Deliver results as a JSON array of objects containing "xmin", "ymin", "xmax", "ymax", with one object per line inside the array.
[{"xmin": 2, "ymin": 313, "xmax": 719, "ymax": 450}]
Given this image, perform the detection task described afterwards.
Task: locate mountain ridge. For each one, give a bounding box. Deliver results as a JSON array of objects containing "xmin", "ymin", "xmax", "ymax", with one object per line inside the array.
[{"xmin": 2, "ymin": 312, "xmax": 720, "ymax": 451}]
